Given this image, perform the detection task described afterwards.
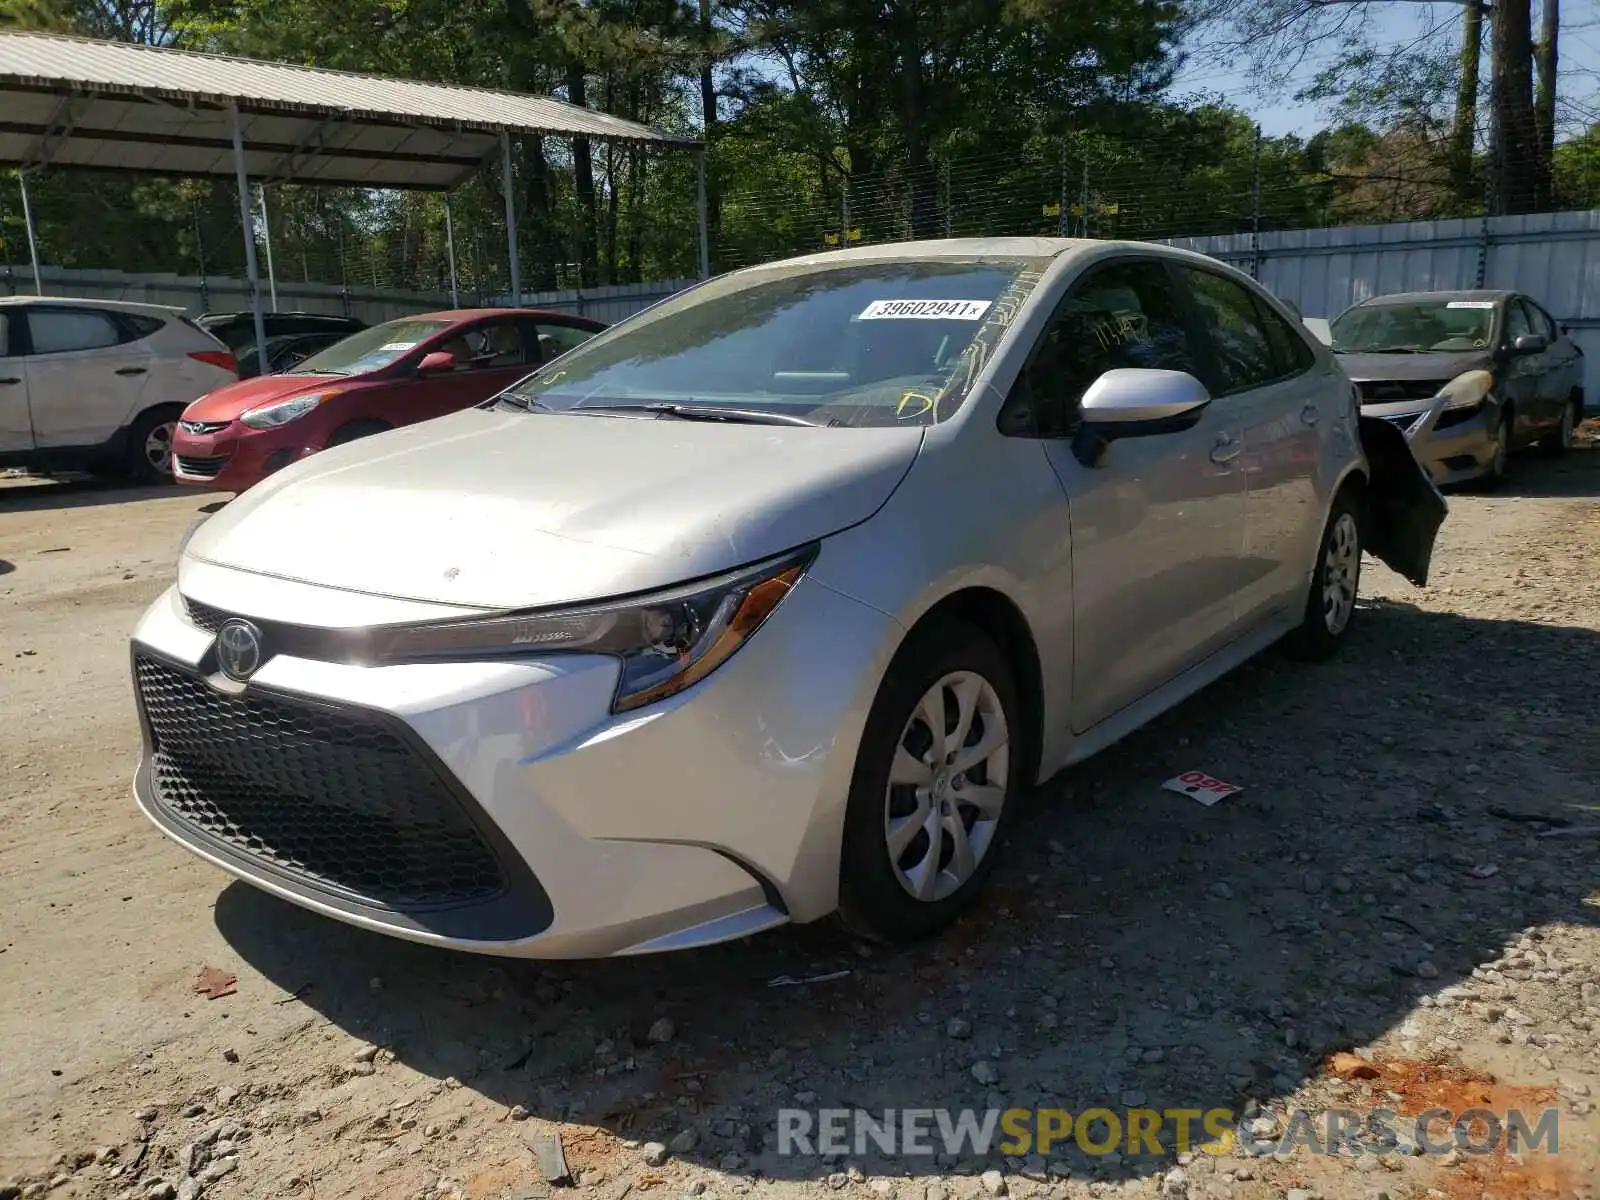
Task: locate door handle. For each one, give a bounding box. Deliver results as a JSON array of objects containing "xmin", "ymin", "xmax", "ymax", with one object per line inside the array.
[
  {"xmin": 115, "ymin": 366, "xmax": 148, "ymax": 376},
  {"xmin": 1210, "ymin": 434, "xmax": 1243, "ymax": 464},
  {"xmin": 1300, "ymin": 403, "xmax": 1320, "ymax": 427},
  {"xmin": 0, "ymin": 377, "xmax": 19, "ymax": 386}
]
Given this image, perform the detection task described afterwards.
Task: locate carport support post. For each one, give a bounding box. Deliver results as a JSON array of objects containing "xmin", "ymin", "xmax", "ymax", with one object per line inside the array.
[
  {"xmin": 444, "ymin": 193, "xmax": 460, "ymax": 308},
  {"xmin": 259, "ymin": 185, "xmax": 279, "ymax": 311},
  {"xmin": 695, "ymin": 146, "xmax": 710, "ymax": 279},
  {"xmin": 17, "ymin": 169, "xmax": 42, "ymax": 296},
  {"xmin": 501, "ymin": 131, "xmax": 521, "ymax": 305},
  {"xmin": 228, "ymin": 104, "xmax": 269, "ymax": 377}
]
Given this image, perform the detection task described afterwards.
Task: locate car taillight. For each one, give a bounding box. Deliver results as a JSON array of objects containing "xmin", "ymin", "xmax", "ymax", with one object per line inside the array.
[{"xmin": 189, "ymin": 349, "xmax": 238, "ymax": 373}]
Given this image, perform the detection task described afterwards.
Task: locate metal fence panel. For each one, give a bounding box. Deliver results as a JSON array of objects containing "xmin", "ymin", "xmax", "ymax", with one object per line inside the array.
[{"xmin": 1174, "ymin": 210, "xmax": 1600, "ymax": 408}]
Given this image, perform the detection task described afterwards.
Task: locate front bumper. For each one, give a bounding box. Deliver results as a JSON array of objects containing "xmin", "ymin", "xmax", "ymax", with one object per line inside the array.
[
  {"xmin": 1363, "ymin": 399, "xmax": 1498, "ymax": 486},
  {"xmin": 171, "ymin": 424, "xmax": 317, "ymax": 491},
  {"xmin": 129, "ymin": 566, "xmax": 898, "ymax": 958}
]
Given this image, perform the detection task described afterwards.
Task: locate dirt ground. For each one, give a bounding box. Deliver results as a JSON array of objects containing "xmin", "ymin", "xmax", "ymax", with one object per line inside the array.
[{"xmin": 2, "ymin": 445, "xmax": 1598, "ymax": 1200}]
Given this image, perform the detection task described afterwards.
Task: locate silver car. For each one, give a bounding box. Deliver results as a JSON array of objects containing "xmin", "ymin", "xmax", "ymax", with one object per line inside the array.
[
  {"xmin": 129, "ymin": 239, "xmax": 1443, "ymax": 958},
  {"xmin": 1331, "ymin": 289, "xmax": 1585, "ymax": 486}
]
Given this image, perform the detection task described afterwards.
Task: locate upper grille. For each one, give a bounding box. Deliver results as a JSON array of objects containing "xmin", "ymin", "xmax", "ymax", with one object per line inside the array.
[
  {"xmin": 183, "ymin": 597, "xmax": 231, "ymax": 634},
  {"xmin": 179, "ymin": 419, "xmax": 231, "ymax": 435},
  {"xmin": 1358, "ymin": 379, "xmax": 1447, "ymax": 404},
  {"xmin": 174, "ymin": 454, "xmax": 230, "ymax": 478},
  {"xmin": 135, "ymin": 654, "xmax": 507, "ymax": 911}
]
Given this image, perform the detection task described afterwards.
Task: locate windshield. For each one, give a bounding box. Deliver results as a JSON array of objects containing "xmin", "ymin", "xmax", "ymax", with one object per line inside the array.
[
  {"xmin": 1331, "ymin": 299, "xmax": 1497, "ymax": 354},
  {"xmin": 290, "ymin": 319, "xmax": 450, "ymax": 376},
  {"xmin": 499, "ymin": 258, "xmax": 1047, "ymax": 427}
]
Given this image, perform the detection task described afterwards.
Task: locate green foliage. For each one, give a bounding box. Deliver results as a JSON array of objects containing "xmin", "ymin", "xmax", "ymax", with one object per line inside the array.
[{"xmin": 0, "ymin": 0, "xmax": 1585, "ymax": 298}]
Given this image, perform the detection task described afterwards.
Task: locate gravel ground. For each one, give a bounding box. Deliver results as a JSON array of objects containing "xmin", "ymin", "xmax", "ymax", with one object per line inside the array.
[{"xmin": 2, "ymin": 444, "xmax": 1598, "ymax": 1200}]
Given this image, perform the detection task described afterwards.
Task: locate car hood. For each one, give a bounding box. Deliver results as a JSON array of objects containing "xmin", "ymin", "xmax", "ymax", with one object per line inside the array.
[
  {"xmin": 1336, "ymin": 349, "xmax": 1492, "ymax": 384},
  {"xmin": 181, "ymin": 373, "xmax": 362, "ymax": 420},
  {"xmin": 184, "ymin": 408, "xmax": 925, "ymax": 610}
]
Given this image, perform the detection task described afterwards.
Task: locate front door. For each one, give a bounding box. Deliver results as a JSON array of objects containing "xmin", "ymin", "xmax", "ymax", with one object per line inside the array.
[
  {"xmin": 1174, "ymin": 265, "xmax": 1327, "ymax": 625},
  {"xmin": 1002, "ymin": 256, "xmax": 1247, "ymax": 733},
  {"xmin": 0, "ymin": 309, "xmax": 29, "ymax": 452},
  {"xmin": 1499, "ymin": 298, "xmax": 1549, "ymax": 445},
  {"xmin": 21, "ymin": 306, "xmax": 151, "ymax": 448},
  {"xmin": 402, "ymin": 317, "xmax": 539, "ymax": 422}
]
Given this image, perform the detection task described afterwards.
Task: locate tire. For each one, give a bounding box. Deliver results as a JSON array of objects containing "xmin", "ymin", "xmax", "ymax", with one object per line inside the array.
[
  {"xmin": 1479, "ymin": 406, "xmax": 1513, "ymax": 489},
  {"xmin": 1537, "ymin": 394, "xmax": 1579, "ymax": 457},
  {"xmin": 326, "ymin": 419, "xmax": 391, "ymax": 447},
  {"xmin": 837, "ymin": 620, "xmax": 1024, "ymax": 944},
  {"xmin": 1286, "ymin": 488, "xmax": 1363, "ymax": 662},
  {"xmin": 123, "ymin": 406, "xmax": 182, "ymax": 485}
]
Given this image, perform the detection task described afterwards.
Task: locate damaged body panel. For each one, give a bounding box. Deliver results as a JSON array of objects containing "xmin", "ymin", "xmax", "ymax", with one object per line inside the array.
[{"xmin": 1359, "ymin": 407, "xmax": 1448, "ymax": 586}]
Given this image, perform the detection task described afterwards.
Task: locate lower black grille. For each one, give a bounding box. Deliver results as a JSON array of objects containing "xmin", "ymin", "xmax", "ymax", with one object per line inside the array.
[
  {"xmin": 134, "ymin": 654, "xmax": 507, "ymax": 910},
  {"xmin": 175, "ymin": 453, "xmax": 230, "ymax": 478}
]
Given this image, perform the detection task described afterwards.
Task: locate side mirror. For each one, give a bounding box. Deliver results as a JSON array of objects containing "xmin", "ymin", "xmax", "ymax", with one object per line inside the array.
[
  {"xmin": 418, "ymin": 350, "xmax": 459, "ymax": 376},
  {"xmin": 1512, "ymin": 333, "xmax": 1548, "ymax": 355},
  {"xmin": 1072, "ymin": 368, "xmax": 1212, "ymax": 467}
]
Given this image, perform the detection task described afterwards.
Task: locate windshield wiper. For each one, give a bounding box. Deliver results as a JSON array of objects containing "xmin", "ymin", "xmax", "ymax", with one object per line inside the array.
[
  {"xmin": 1365, "ymin": 347, "xmax": 1425, "ymax": 354},
  {"xmin": 493, "ymin": 392, "xmax": 551, "ymax": 413},
  {"xmin": 287, "ymin": 367, "xmax": 349, "ymax": 376},
  {"xmin": 573, "ymin": 402, "xmax": 821, "ymax": 427}
]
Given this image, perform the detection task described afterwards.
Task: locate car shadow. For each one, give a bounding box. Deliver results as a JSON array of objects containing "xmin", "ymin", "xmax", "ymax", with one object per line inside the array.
[
  {"xmin": 0, "ymin": 559, "xmax": 12, "ymax": 576},
  {"xmin": 0, "ymin": 475, "xmax": 199, "ymax": 513},
  {"xmin": 213, "ymin": 599, "xmax": 1600, "ymax": 1185},
  {"xmin": 1496, "ymin": 440, "xmax": 1600, "ymax": 499}
]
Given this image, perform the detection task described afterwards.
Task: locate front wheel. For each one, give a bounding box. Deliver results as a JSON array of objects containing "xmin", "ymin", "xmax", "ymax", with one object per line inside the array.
[
  {"xmin": 326, "ymin": 419, "xmax": 391, "ymax": 447},
  {"xmin": 124, "ymin": 406, "xmax": 182, "ymax": 485},
  {"xmin": 1538, "ymin": 395, "xmax": 1579, "ymax": 457},
  {"xmin": 837, "ymin": 621, "xmax": 1023, "ymax": 944},
  {"xmin": 1287, "ymin": 490, "xmax": 1363, "ymax": 661}
]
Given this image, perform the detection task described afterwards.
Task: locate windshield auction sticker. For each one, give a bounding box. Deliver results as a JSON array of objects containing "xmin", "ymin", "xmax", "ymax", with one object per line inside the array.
[
  {"xmin": 858, "ymin": 299, "xmax": 993, "ymax": 320},
  {"xmin": 1446, "ymin": 301, "xmax": 1495, "ymax": 309}
]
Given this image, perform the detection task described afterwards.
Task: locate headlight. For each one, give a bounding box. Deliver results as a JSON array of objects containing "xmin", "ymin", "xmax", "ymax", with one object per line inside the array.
[
  {"xmin": 375, "ymin": 547, "xmax": 816, "ymax": 712},
  {"xmin": 241, "ymin": 392, "xmax": 329, "ymax": 430},
  {"xmin": 1438, "ymin": 369, "xmax": 1494, "ymax": 411}
]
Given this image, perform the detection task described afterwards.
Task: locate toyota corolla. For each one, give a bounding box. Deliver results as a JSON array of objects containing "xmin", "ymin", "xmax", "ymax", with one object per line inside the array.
[{"xmin": 130, "ymin": 239, "xmax": 1444, "ymax": 958}]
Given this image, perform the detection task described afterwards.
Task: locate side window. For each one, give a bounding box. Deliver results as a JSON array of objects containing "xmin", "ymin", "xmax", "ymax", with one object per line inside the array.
[
  {"xmin": 535, "ymin": 323, "xmax": 597, "ymax": 362},
  {"xmin": 1505, "ymin": 301, "xmax": 1533, "ymax": 344},
  {"xmin": 1252, "ymin": 293, "xmax": 1316, "ymax": 378},
  {"xmin": 27, "ymin": 308, "xmax": 122, "ymax": 356},
  {"xmin": 437, "ymin": 322, "xmax": 529, "ymax": 369},
  {"xmin": 1178, "ymin": 269, "xmax": 1279, "ymax": 396},
  {"xmin": 1001, "ymin": 259, "xmax": 1199, "ymax": 438},
  {"xmin": 119, "ymin": 313, "xmax": 165, "ymax": 342},
  {"xmin": 1522, "ymin": 299, "xmax": 1556, "ymax": 342}
]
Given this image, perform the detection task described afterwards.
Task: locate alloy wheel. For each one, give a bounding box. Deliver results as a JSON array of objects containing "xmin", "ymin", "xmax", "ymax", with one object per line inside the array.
[
  {"xmin": 145, "ymin": 420, "xmax": 176, "ymax": 474},
  {"xmin": 883, "ymin": 671, "xmax": 1009, "ymax": 903},
  {"xmin": 1322, "ymin": 511, "xmax": 1360, "ymax": 636}
]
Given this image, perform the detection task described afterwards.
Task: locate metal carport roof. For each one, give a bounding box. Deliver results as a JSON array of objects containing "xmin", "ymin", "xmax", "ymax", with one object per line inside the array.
[
  {"xmin": 0, "ymin": 30, "xmax": 698, "ymax": 190},
  {"xmin": 0, "ymin": 31, "xmax": 708, "ymax": 374}
]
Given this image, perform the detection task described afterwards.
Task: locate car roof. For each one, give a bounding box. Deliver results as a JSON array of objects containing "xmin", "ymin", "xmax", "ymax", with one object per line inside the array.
[
  {"xmin": 399, "ymin": 307, "xmax": 604, "ymax": 324},
  {"xmin": 1355, "ymin": 289, "xmax": 1515, "ymax": 306},
  {"xmin": 200, "ymin": 310, "xmax": 362, "ymax": 321},
  {"xmin": 731, "ymin": 236, "xmax": 1263, "ymax": 278},
  {"xmin": 0, "ymin": 295, "xmax": 185, "ymax": 316}
]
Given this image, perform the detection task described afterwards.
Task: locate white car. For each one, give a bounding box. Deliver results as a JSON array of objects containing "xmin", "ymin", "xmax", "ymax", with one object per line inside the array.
[
  {"xmin": 130, "ymin": 238, "xmax": 1444, "ymax": 958},
  {"xmin": 0, "ymin": 297, "xmax": 239, "ymax": 483}
]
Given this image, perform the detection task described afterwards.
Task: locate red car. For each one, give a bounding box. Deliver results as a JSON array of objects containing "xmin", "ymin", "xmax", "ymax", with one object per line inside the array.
[{"xmin": 171, "ymin": 308, "xmax": 606, "ymax": 491}]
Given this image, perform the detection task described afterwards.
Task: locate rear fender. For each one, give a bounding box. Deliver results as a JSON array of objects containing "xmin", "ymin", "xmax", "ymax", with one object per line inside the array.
[{"xmin": 1358, "ymin": 412, "xmax": 1448, "ymax": 587}]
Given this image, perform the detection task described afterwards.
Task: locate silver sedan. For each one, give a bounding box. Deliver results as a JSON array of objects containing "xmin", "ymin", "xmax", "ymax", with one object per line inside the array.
[{"xmin": 129, "ymin": 238, "xmax": 1443, "ymax": 957}]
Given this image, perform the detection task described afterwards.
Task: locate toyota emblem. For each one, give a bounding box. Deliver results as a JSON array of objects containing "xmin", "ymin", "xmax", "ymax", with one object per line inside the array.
[{"xmin": 215, "ymin": 618, "xmax": 265, "ymax": 681}]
